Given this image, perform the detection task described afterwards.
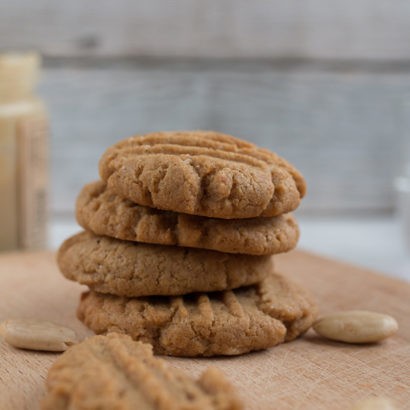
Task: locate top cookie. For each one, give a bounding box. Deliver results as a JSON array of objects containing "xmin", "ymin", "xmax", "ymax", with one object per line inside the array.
[{"xmin": 99, "ymin": 131, "xmax": 306, "ymax": 219}]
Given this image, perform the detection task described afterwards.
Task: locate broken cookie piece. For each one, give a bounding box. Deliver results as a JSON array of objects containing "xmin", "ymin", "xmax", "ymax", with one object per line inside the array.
[{"xmin": 41, "ymin": 333, "xmax": 242, "ymax": 410}]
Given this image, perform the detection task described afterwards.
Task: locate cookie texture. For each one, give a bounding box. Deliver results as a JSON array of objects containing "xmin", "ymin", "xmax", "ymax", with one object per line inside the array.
[
  {"xmin": 41, "ymin": 333, "xmax": 242, "ymax": 410},
  {"xmin": 99, "ymin": 131, "xmax": 306, "ymax": 219},
  {"xmin": 58, "ymin": 231, "xmax": 272, "ymax": 297},
  {"xmin": 77, "ymin": 272, "xmax": 317, "ymax": 357},
  {"xmin": 77, "ymin": 181, "xmax": 300, "ymax": 255}
]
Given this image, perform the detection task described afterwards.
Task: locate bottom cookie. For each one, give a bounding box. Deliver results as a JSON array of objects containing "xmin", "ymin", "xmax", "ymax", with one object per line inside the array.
[
  {"xmin": 42, "ymin": 333, "xmax": 242, "ymax": 410},
  {"xmin": 77, "ymin": 272, "xmax": 317, "ymax": 357}
]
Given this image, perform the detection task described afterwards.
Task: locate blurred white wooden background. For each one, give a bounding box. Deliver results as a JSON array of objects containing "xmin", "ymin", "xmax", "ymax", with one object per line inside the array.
[{"xmin": 1, "ymin": 0, "xmax": 410, "ymax": 217}]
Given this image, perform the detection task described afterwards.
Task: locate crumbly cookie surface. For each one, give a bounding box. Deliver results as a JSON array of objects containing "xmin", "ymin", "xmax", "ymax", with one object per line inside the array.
[
  {"xmin": 58, "ymin": 231, "xmax": 272, "ymax": 297},
  {"xmin": 76, "ymin": 181, "xmax": 299, "ymax": 255},
  {"xmin": 77, "ymin": 272, "xmax": 317, "ymax": 357},
  {"xmin": 41, "ymin": 333, "xmax": 242, "ymax": 410},
  {"xmin": 98, "ymin": 131, "xmax": 306, "ymax": 219}
]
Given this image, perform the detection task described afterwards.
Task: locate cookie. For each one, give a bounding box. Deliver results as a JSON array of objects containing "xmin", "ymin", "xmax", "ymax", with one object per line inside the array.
[
  {"xmin": 76, "ymin": 181, "xmax": 300, "ymax": 255},
  {"xmin": 57, "ymin": 231, "xmax": 272, "ymax": 297},
  {"xmin": 41, "ymin": 333, "xmax": 242, "ymax": 410},
  {"xmin": 77, "ymin": 272, "xmax": 317, "ymax": 357},
  {"xmin": 99, "ymin": 131, "xmax": 306, "ymax": 219}
]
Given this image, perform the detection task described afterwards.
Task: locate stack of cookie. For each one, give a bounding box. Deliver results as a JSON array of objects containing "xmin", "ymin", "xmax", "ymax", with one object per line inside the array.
[{"xmin": 58, "ymin": 131, "xmax": 317, "ymax": 357}]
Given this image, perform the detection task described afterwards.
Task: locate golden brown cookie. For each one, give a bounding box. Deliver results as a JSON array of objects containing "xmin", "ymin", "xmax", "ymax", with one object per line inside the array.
[
  {"xmin": 76, "ymin": 181, "xmax": 300, "ymax": 255},
  {"xmin": 99, "ymin": 131, "xmax": 306, "ymax": 219},
  {"xmin": 41, "ymin": 333, "xmax": 242, "ymax": 410},
  {"xmin": 57, "ymin": 231, "xmax": 272, "ymax": 297},
  {"xmin": 77, "ymin": 272, "xmax": 317, "ymax": 357}
]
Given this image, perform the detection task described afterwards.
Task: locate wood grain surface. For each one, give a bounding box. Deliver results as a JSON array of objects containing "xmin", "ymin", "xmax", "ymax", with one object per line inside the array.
[{"xmin": 0, "ymin": 250, "xmax": 409, "ymax": 410}]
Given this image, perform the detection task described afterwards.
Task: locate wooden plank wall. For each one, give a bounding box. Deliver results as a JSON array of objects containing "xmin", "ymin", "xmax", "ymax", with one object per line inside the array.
[
  {"xmin": 1, "ymin": 0, "xmax": 409, "ymax": 216},
  {"xmin": 2, "ymin": 0, "xmax": 410, "ymax": 60}
]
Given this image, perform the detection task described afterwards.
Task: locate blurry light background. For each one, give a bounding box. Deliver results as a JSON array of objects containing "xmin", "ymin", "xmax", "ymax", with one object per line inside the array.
[{"xmin": 1, "ymin": 0, "xmax": 410, "ymax": 278}]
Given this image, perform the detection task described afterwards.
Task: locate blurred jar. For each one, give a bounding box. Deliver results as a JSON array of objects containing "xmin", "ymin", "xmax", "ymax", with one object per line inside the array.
[
  {"xmin": 395, "ymin": 96, "xmax": 410, "ymax": 255},
  {"xmin": 0, "ymin": 53, "xmax": 48, "ymax": 251},
  {"xmin": 395, "ymin": 165, "xmax": 410, "ymax": 255}
]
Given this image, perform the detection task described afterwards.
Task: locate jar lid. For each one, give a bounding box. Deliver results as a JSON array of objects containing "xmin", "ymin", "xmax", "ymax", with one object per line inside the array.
[{"xmin": 0, "ymin": 53, "xmax": 40, "ymax": 101}]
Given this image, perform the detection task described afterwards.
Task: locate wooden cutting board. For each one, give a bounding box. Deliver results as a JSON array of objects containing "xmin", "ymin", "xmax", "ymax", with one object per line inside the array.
[{"xmin": 0, "ymin": 250, "xmax": 409, "ymax": 410}]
